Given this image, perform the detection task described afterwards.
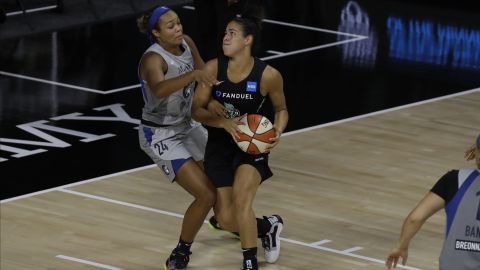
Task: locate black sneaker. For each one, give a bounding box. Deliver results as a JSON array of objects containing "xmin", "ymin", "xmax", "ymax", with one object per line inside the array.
[
  {"xmin": 164, "ymin": 249, "xmax": 191, "ymax": 270},
  {"xmin": 207, "ymin": 215, "xmax": 240, "ymax": 238},
  {"xmin": 242, "ymin": 257, "xmax": 258, "ymax": 270},
  {"xmin": 261, "ymin": 215, "xmax": 283, "ymax": 263}
]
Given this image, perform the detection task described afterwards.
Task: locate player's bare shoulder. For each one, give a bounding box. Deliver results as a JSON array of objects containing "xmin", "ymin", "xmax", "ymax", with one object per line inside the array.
[
  {"xmin": 183, "ymin": 34, "xmax": 195, "ymax": 48},
  {"xmin": 141, "ymin": 51, "xmax": 167, "ymax": 74},
  {"xmin": 262, "ymin": 65, "xmax": 283, "ymax": 94},
  {"xmin": 204, "ymin": 58, "xmax": 219, "ymax": 75}
]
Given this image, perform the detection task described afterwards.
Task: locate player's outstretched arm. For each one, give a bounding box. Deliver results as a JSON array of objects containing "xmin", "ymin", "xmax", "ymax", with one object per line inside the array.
[
  {"xmin": 385, "ymin": 192, "xmax": 444, "ymax": 269},
  {"xmin": 192, "ymin": 59, "xmax": 240, "ymax": 140}
]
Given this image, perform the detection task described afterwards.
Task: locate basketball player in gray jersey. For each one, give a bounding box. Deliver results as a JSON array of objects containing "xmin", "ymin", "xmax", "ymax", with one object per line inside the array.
[
  {"xmin": 386, "ymin": 134, "xmax": 480, "ymax": 269},
  {"xmin": 136, "ymin": 6, "xmax": 223, "ymax": 270}
]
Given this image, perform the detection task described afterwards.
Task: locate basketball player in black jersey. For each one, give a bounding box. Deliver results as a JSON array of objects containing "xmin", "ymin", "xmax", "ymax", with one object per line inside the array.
[{"xmin": 192, "ymin": 11, "xmax": 289, "ymax": 270}]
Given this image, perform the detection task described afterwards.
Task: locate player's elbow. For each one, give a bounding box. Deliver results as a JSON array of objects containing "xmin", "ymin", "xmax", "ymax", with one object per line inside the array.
[
  {"xmin": 152, "ymin": 88, "xmax": 168, "ymax": 99},
  {"xmin": 151, "ymin": 82, "xmax": 170, "ymax": 99}
]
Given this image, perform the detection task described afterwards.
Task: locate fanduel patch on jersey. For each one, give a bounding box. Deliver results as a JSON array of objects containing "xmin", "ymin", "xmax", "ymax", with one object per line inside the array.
[
  {"xmin": 246, "ymin": 81, "xmax": 257, "ymax": 92},
  {"xmin": 220, "ymin": 92, "xmax": 254, "ymax": 99}
]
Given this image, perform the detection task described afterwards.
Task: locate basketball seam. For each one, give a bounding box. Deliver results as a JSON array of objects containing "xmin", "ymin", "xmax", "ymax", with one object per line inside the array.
[
  {"xmin": 253, "ymin": 116, "xmax": 274, "ymax": 143},
  {"xmin": 249, "ymin": 116, "xmax": 262, "ymax": 144}
]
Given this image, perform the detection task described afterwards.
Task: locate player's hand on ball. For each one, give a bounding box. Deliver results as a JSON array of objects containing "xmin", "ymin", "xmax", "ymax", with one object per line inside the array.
[
  {"xmin": 234, "ymin": 114, "xmax": 276, "ymax": 154},
  {"xmin": 221, "ymin": 115, "xmax": 245, "ymax": 141},
  {"xmin": 265, "ymin": 128, "xmax": 281, "ymax": 153}
]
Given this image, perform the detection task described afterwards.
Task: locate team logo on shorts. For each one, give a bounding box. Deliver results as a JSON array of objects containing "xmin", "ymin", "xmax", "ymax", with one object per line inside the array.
[{"xmin": 162, "ymin": 165, "xmax": 170, "ymax": 175}]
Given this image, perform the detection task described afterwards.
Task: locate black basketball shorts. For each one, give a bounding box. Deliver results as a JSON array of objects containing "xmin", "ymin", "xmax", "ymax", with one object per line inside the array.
[{"xmin": 204, "ymin": 138, "xmax": 273, "ymax": 188}]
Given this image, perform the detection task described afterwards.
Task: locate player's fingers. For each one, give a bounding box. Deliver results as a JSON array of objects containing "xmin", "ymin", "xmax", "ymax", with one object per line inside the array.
[
  {"xmin": 269, "ymin": 136, "xmax": 279, "ymax": 142},
  {"xmin": 200, "ymin": 76, "xmax": 214, "ymax": 86},
  {"xmin": 219, "ymin": 110, "xmax": 227, "ymax": 118},
  {"xmin": 235, "ymin": 125, "xmax": 244, "ymax": 134},
  {"xmin": 385, "ymin": 257, "xmax": 392, "ymax": 269},
  {"xmin": 222, "ymin": 109, "xmax": 228, "ymax": 118}
]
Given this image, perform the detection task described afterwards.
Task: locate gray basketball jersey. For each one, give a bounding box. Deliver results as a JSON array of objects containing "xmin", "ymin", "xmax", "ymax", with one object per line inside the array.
[
  {"xmin": 139, "ymin": 40, "xmax": 195, "ymax": 126},
  {"xmin": 439, "ymin": 168, "xmax": 480, "ymax": 270}
]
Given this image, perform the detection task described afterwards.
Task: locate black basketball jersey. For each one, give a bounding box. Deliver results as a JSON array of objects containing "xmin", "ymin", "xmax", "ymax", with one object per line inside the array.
[{"xmin": 207, "ymin": 56, "xmax": 273, "ymax": 140}]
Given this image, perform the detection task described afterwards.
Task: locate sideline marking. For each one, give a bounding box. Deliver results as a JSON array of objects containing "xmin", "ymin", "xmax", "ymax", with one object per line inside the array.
[
  {"xmin": 6, "ymin": 5, "xmax": 57, "ymax": 16},
  {"xmin": 56, "ymin": 255, "xmax": 123, "ymax": 270}
]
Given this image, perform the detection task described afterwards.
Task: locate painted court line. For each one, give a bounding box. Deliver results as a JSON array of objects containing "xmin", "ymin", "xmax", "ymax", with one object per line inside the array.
[
  {"xmin": 105, "ymin": 84, "xmax": 141, "ymax": 94},
  {"xmin": 266, "ymin": 50, "xmax": 284, "ymax": 55},
  {"xmin": 282, "ymin": 87, "xmax": 480, "ymax": 137},
  {"xmin": 0, "ymin": 70, "xmax": 140, "ymax": 95},
  {"xmin": 281, "ymin": 238, "xmax": 419, "ymax": 270},
  {"xmin": 56, "ymin": 188, "xmax": 421, "ymax": 270},
  {"xmin": 260, "ymin": 36, "xmax": 367, "ymax": 61},
  {"xmin": 0, "ymin": 164, "xmax": 156, "ymax": 204},
  {"xmin": 262, "ymin": 18, "xmax": 367, "ymax": 38},
  {"xmin": 56, "ymin": 255, "xmax": 123, "ymax": 270},
  {"xmin": 0, "ymin": 71, "xmax": 104, "ymax": 94},
  {"xmin": 182, "ymin": 6, "xmax": 367, "ymax": 38},
  {"xmin": 342, "ymin": 246, "xmax": 364, "ymax": 253},
  {"xmin": 310, "ymin": 239, "xmax": 332, "ymax": 246},
  {"xmin": 58, "ymin": 189, "xmax": 187, "ymax": 220},
  {"xmin": 6, "ymin": 5, "xmax": 57, "ymax": 16},
  {"xmin": 1, "ymin": 87, "xmax": 478, "ymax": 204}
]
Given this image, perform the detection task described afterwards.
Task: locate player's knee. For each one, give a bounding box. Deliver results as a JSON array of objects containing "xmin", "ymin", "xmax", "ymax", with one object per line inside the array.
[
  {"xmin": 232, "ymin": 195, "xmax": 251, "ymax": 215},
  {"xmin": 216, "ymin": 211, "xmax": 235, "ymax": 230},
  {"xmin": 197, "ymin": 188, "xmax": 216, "ymax": 208}
]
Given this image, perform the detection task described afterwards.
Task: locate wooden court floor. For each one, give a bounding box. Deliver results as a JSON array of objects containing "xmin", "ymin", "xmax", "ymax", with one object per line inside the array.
[{"xmin": 1, "ymin": 90, "xmax": 479, "ymax": 270}]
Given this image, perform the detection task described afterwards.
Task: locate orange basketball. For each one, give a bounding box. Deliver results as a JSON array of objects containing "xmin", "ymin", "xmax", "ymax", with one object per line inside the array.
[{"xmin": 236, "ymin": 114, "xmax": 276, "ymax": 155}]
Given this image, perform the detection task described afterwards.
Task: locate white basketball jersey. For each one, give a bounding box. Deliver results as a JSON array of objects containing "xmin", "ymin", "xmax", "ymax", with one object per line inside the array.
[{"xmin": 139, "ymin": 40, "xmax": 195, "ymax": 126}]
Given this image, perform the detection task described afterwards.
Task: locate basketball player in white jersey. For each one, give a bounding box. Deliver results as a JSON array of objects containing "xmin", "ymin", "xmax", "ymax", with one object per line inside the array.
[
  {"xmin": 386, "ymin": 134, "xmax": 480, "ymax": 269},
  {"xmin": 136, "ymin": 6, "xmax": 222, "ymax": 270}
]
